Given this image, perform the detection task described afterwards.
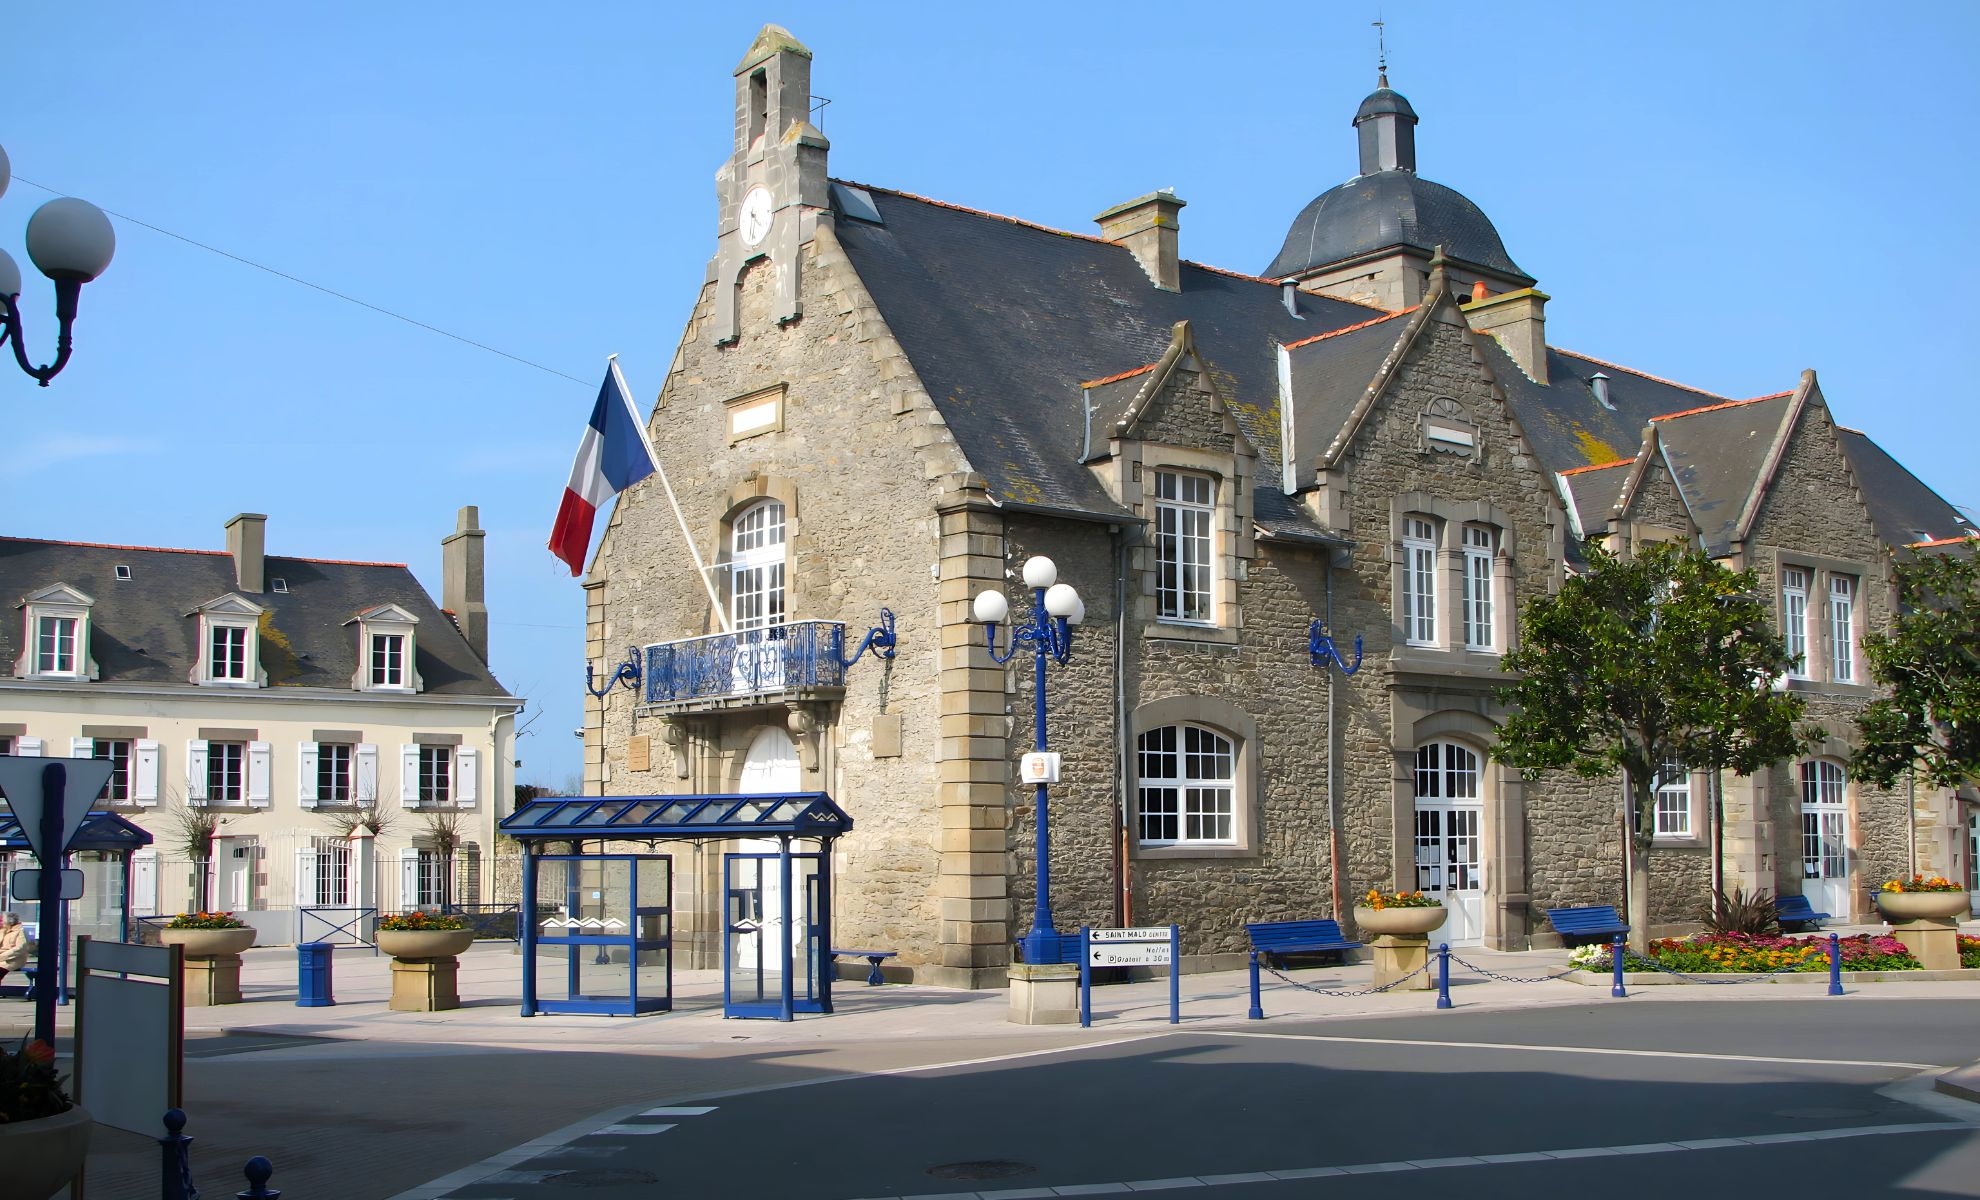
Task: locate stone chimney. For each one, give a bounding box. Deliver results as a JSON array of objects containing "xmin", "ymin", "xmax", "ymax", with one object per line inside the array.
[
  {"xmin": 1462, "ymin": 287, "xmax": 1550, "ymax": 384},
  {"xmin": 1095, "ymin": 191, "xmax": 1185, "ymax": 292},
  {"xmin": 442, "ymin": 505, "xmax": 489, "ymax": 660},
  {"xmin": 224, "ymin": 513, "xmax": 266, "ymax": 594}
]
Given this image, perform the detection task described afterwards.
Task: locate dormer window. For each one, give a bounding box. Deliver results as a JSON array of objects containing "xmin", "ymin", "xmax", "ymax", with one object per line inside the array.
[
  {"xmin": 16, "ymin": 583, "xmax": 97, "ymax": 681},
  {"xmin": 187, "ymin": 594, "xmax": 266, "ymax": 688},
  {"xmin": 348, "ymin": 603, "xmax": 421, "ymax": 693}
]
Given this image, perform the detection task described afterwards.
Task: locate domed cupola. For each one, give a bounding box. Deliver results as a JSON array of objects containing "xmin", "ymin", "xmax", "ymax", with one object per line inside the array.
[{"xmin": 1264, "ymin": 74, "xmax": 1533, "ymax": 308}]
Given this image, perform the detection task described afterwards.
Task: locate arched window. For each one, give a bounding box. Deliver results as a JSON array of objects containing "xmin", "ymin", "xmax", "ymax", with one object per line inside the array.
[
  {"xmin": 730, "ymin": 500, "xmax": 786, "ymax": 632},
  {"xmin": 1136, "ymin": 725, "xmax": 1235, "ymax": 845}
]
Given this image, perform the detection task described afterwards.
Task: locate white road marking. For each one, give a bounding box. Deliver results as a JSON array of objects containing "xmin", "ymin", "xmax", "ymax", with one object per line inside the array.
[
  {"xmin": 847, "ymin": 1122, "xmax": 1971, "ymax": 1200},
  {"xmin": 588, "ymin": 1123, "xmax": 677, "ymax": 1136},
  {"xmin": 1215, "ymin": 1030, "xmax": 1941, "ymax": 1071},
  {"xmin": 640, "ymin": 1106, "xmax": 717, "ymax": 1116}
]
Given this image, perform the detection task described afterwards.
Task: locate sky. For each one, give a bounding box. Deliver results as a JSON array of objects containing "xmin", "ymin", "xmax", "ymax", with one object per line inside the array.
[{"xmin": 6, "ymin": 2, "xmax": 1977, "ymax": 790}]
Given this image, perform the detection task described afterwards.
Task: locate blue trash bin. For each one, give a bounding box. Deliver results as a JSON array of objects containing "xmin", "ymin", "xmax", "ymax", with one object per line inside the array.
[{"xmin": 297, "ymin": 942, "xmax": 335, "ymax": 1007}]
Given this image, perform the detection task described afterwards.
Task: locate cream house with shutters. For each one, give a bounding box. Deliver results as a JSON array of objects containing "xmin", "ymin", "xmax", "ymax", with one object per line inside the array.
[{"xmin": 0, "ymin": 509, "xmax": 521, "ymax": 946}]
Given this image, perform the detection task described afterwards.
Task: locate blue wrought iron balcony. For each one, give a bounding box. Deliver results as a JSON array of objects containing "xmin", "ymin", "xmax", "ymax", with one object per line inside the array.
[{"xmin": 643, "ymin": 621, "xmax": 849, "ymax": 707}]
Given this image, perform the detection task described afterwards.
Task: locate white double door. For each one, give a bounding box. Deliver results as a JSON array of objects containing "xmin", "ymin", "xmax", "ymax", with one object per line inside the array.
[
  {"xmin": 1414, "ymin": 742, "xmax": 1485, "ymax": 946},
  {"xmin": 1800, "ymin": 762, "xmax": 1850, "ymax": 919}
]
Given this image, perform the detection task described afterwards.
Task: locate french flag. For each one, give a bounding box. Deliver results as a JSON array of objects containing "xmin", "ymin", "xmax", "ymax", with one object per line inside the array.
[{"xmin": 549, "ymin": 358, "xmax": 656, "ymax": 576}]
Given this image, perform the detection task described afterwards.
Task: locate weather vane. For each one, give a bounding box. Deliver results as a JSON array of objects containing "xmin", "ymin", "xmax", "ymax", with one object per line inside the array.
[{"xmin": 1373, "ymin": 16, "xmax": 1389, "ymax": 86}]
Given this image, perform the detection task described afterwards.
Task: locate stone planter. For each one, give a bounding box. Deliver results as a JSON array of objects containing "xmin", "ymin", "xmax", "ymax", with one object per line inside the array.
[
  {"xmin": 0, "ymin": 1103, "xmax": 93, "ymax": 1200},
  {"xmin": 1353, "ymin": 905, "xmax": 1447, "ymax": 937},
  {"xmin": 1875, "ymin": 890, "xmax": 1970, "ymax": 922},
  {"xmin": 159, "ymin": 927, "xmax": 256, "ymax": 957},
  {"xmin": 376, "ymin": 929, "xmax": 476, "ymax": 960}
]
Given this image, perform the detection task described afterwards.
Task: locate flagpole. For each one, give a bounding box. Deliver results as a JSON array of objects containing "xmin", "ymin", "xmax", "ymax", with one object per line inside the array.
[{"xmin": 608, "ymin": 355, "xmax": 732, "ymax": 634}]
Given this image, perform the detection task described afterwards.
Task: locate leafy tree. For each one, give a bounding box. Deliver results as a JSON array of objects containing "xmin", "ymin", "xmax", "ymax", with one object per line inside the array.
[
  {"xmin": 1854, "ymin": 541, "xmax": 1980, "ymax": 790},
  {"xmin": 1494, "ymin": 541, "xmax": 1807, "ymax": 951}
]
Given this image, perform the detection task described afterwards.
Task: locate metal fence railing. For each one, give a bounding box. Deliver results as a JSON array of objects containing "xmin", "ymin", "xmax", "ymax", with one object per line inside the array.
[{"xmin": 645, "ymin": 620, "xmax": 847, "ymax": 703}]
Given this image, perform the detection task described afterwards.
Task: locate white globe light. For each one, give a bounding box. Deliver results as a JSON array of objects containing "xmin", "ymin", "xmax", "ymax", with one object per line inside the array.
[
  {"xmin": 972, "ymin": 590, "xmax": 1009, "ymax": 625},
  {"xmin": 1022, "ymin": 556, "xmax": 1057, "ymax": 589},
  {"xmin": 26, "ymin": 197, "xmax": 116, "ymax": 282},
  {"xmin": 0, "ymin": 248, "xmax": 20, "ymax": 300},
  {"xmin": 1068, "ymin": 595, "xmax": 1087, "ymax": 626},
  {"xmin": 1044, "ymin": 583, "xmax": 1079, "ymax": 618}
]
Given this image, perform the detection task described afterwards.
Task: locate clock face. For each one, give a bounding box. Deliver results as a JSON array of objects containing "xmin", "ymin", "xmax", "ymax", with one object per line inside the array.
[{"xmin": 740, "ymin": 187, "xmax": 775, "ymax": 247}]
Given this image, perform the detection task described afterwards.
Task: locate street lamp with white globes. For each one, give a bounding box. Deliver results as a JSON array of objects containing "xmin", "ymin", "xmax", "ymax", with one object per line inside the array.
[
  {"xmin": 0, "ymin": 143, "xmax": 117, "ymax": 386},
  {"xmin": 974, "ymin": 554, "xmax": 1084, "ymax": 966}
]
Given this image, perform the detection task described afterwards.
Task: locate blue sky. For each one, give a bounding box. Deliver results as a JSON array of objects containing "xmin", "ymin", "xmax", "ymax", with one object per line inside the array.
[{"xmin": 6, "ymin": 3, "xmax": 1977, "ymax": 789}]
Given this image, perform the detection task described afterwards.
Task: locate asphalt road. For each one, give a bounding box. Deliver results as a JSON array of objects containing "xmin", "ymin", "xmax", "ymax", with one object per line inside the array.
[{"xmin": 426, "ymin": 1000, "xmax": 1980, "ymax": 1200}]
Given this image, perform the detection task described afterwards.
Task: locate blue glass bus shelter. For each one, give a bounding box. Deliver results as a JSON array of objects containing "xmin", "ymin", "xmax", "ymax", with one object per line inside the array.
[
  {"xmin": 0, "ymin": 808, "xmax": 155, "ymax": 1001},
  {"xmin": 499, "ymin": 792, "xmax": 852, "ymax": 1022}
]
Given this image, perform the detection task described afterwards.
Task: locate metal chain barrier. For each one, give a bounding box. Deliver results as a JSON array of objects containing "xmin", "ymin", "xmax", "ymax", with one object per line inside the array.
[
  {"xmin": 1446, "ymin": 953, "xmax": 1577, "ymax": 983},
  {"xmin": 1256, "ymin": 956, "xmax": 1434, "ymax": 997}
]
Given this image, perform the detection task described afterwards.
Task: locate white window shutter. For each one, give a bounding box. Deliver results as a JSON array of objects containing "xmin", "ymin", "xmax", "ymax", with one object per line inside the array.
[
  {"xmin": 247, "ymin": 741, "xmax": 272, "ymax": 807},
  {"xmin": 132, "ymin": 848, "xmax": 158, "ymax": 914},
  {"xmin": 133, "ymin": 740, "xmax": 160, "ymax": 805},
  {"xmin": 70, "ymin": 736, "xmax": 93, "ymax": 759},
  {"xmin": 456, "ymin": 747, "xmax": 479, "ymax": 809},
  {"xmin": 15, "ymin": 737, "xmax": 41, "ymax": 757},
  {"xmin": 298, "ymin": 742, "xmax": 319, "ymax": 809},
  {"xmin": 354, "ymin": 743, "xmax": 379, "ymax": 806},
  {"xmin": 399, "ymin": 847, "xmax": 420, "ymax": 910},
  {"xmin": 401, "ymin": 744, "xmax": 420, "ymax": 805},
  {"xmin": 185, "ymin": 740, "xmax": 208, "ymax": 801},
  {"xmin": 295, "ymin": 845, "xmax": 319, "ymax": 908}
]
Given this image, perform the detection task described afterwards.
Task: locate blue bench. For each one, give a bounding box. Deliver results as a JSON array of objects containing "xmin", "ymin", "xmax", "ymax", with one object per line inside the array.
[
  {"xmin": 1775, "ymin": 894, "xmax": 1830, "ymax": 930},
  {"xmin": 1245, "ymin": 919, "xmax": 1364, "ymax": 969},
  {"xmin": 832, "ymin": 948, "xmax": 898, "ymax": 986},
  {"xmin": 1546, "ymin": 905, "xmax": 1629, "ymax": 947}
]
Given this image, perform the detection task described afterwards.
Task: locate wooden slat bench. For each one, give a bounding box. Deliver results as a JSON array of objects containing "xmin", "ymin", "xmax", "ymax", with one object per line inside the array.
[
  {"xmin": 831, "ymin": 948, "xmax": 898, "ymax": 986},
  {"xmin": 1774, "ymin": 894, "xmax": 1830, "ymax": 931},
  {"xmin": 1546, "ymin": 905, "xmax": 1629, "ymax": 947},
  {"xmin": 1244, "ymin": 919, "xmax": 1364, "ymax": 969}
]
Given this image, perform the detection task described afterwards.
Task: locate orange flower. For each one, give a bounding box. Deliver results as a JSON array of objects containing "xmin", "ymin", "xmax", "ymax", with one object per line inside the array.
[{"xmin": 22, "ymin": 1041, "xmax": 54, "ymax": 1066}]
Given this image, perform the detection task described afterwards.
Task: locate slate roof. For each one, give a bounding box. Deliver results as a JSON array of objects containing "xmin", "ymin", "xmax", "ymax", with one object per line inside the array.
[
  {"xmin": 1835, "ymin": 428, "xmax": 1977, "ymax": 549},
  {"xmin": 1557, "ymin": 459, "xmax": 1635, "ymax": 539},
  {"xmin": 1281, "ymin": 309, "xmax": 1418, "ymax": 487},
  {"xmin": 1652, "ymin": 395, "xmax": 1793, "ymax": 556},
  {"xmin": 1264, "ymin": 172, "xmax": 1531, "ymax": 282},
  {"xmin": 830, "ymin": 182, "xmax": 1379, "ymax": 538},
  {"xmin": 0, "ymin": 538, "xmax": 511, "ymax": 698}
]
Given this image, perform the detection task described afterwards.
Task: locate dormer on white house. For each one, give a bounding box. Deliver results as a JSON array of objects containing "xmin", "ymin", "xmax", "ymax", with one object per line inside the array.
[
  {"xmin": 16, "ymin": 583, "xmax": 99, "ymax": 681},
  {"xmin": 186, "ymin": 594, "xmax": 267, "ymax": 688},
  {"xmin": 347, "ymin": 603, "xmax": 422, "ymax": 693}
]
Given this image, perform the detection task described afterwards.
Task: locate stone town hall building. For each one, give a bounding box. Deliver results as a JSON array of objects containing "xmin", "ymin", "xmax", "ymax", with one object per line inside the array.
[{"xmin": 582, "ymin": 26, "xmax": 1975, "ymax": 985}]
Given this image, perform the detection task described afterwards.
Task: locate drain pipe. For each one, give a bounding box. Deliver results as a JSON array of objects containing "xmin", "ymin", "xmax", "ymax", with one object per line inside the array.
[
  {"xmin": 1113, "ymin": 524, "xmax": 1133, "ymax": 927},
  {"xmin": 1325, "ymin": 548, "xmax": 1346, "ymax": 920}
]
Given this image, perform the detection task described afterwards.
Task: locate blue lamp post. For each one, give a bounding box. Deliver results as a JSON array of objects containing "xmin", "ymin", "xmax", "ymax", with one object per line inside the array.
[
  {"xmin": 974, "ymin": 556, "xmax": 1084, "ymax": 967},
  {"xmin": 0, "ymin": 144, "xmax": 117, "ymax": 386}
]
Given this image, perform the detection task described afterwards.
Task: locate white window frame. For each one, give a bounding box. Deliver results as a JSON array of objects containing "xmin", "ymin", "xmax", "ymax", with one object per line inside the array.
[
  {"xmin": 1828, "ymin": 574, "xmax": 1857, "ymax": 683},
  {"xmin": 1153, "ymin": 471, "xmax": 1216, "ymax": 625},
  {"xmin": 1781, "ymin": 566, "xmax": 1811, "ymax": 679},
  {"xmin": 369, "ymin": 633, "xmax": 407, "ymax": 689},
  {"xmin": 416, "ymin": 744, "xmax": 454, "ymax": 808},
  {"xmin": 1135, "ymin": 724, "xmax": 1237, "ymax": 847},
  {"xmin": 188, "ymin": 594, "xmax": 264, "ymax": 688},
  {"xmin": 349, "ymin": 604, "xmax": 420, "ymax": 693},
  {"xmin": 1401, "ymin": 517, "xmax": 1438, "ymax": 647},
  {"xmin": 206, "ymin": 741, "xmax": 246, "ymax": 804},
  {"xmin": 1799, "ymin": 759, "xmax": 1848, "ymax": 881},
  {"xmin": 1461, "ymin": 525, "xmax": 1496, "ymax": 652},
  {"xmin": 17, "ymin": 585, "xmax": 95, "ymax": 681},
  {"xmin": 208, "ymin": 623, "xmax": 249, "ymax": 682},
  {"xmin": 730, "ymin": 500, "xmax": 788, "ymax": 633},
  {"xmin": 91, "ymin": 737, "xmax": 133, "ymax": 804},
  {"xmin": 38, "ymin": 615, "xmax": 80, "ymax": 675},
  {"xmin": 1653, "ymin": 756, "xmax": 1693, "ymax": 839}
]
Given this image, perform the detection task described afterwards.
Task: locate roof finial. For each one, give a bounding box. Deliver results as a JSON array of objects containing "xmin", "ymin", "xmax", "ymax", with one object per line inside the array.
[{"xmin": 1373, "ymin": 16, "xmax": 1389, "ymax": 88}]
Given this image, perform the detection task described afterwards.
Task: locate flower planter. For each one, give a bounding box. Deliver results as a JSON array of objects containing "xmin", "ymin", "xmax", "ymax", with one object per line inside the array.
[
  {"xmin": 1353, "ymin": 905, "xmax": 1447, "ymax": 937},
  {"xmin": 159, "ymin": 927, "xmax": 256, "ymax": 957},
  {"xmin": 376, "ymin": 929, "xmax": 476, "ymax": 960},
  {"xmin": 1876, "ymin": 890, "xmax": 1970, "ymax": 922},
  {"xmin": 0, "ymin": 1103, "xmax": 93, "ymax": 1200}
]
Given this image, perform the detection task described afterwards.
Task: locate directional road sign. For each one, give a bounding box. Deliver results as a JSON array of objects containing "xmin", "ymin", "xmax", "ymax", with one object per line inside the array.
[{"xmin": 0, "ymin": 756, "xmax": 116, "ymax": 862}]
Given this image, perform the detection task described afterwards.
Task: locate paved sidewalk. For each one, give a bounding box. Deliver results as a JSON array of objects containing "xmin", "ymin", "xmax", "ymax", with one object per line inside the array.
[{"xmin": 9, "ymin": 926, "xmax": 1976, "ymax": 1199}]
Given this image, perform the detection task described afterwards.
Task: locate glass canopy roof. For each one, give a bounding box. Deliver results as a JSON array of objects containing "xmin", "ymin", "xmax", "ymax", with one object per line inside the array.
[
  {"xmin": 499, "ymin": 792, "xmax": 853, "ymax": 841},
  {"xmin": 0, "ymin": 807, "xmax": 155, "ymax": 852}
]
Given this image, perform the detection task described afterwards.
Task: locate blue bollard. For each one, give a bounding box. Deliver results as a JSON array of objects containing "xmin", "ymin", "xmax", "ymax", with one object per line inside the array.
[
  {"xmin": 1610, "ymin": 933, "xmax": 1627, "ymax": 998},
  {"xmin": 1247, "ymin": 950, "xmax": 1263, "ymax": 1020},
  {"xmin": 238, "ymin": 1155, "xmax": 281, "ymax": 1199},
  {"xmin": 1435, "ymin": 942, "xmax": 1452, "ymax": 1009},
  {"xmin": 158, "ymin": 1109, "xmax": 198, "ymax": 1200},
  {"xmin": 296, "ymin": 942, "xmax": 334, "ymax": 1007},
  {"xmin": 1827, "ymin": 932, "xmax": 1844, "ymax": 996}
]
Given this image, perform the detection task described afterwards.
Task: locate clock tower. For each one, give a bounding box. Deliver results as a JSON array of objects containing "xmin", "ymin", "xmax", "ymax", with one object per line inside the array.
[{"xmin": 711, "ymin": 25, "xmax": 830, "ymax": 345}]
